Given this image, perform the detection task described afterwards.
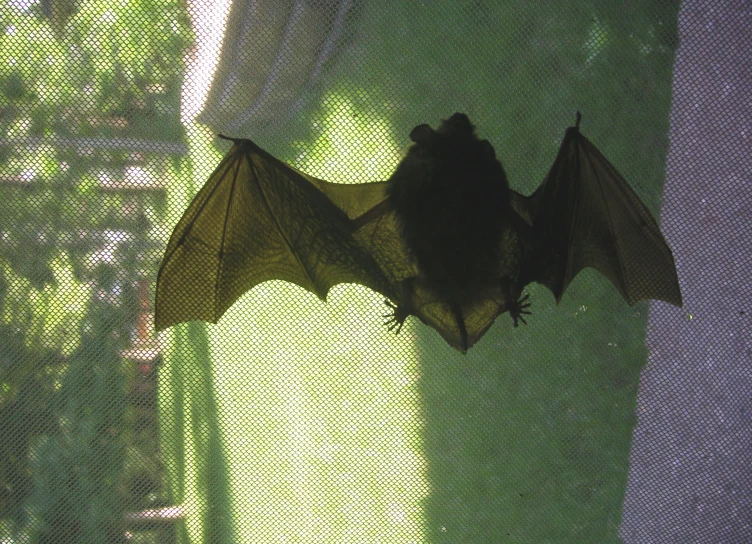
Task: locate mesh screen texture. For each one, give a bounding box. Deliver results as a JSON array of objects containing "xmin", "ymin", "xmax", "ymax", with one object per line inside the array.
[{"xmin": 0, "ymin": 0, "xmax": 749, "ymax": 542}]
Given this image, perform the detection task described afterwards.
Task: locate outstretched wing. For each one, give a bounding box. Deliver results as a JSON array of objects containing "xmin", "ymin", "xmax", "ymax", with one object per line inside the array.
[
  {"xmin": 520, "ymin": 122, "xmax": 682, "ymax": 307},
  {"xmin": 155, "ymin": 137, "xmax": 395, "ymax": 331}
]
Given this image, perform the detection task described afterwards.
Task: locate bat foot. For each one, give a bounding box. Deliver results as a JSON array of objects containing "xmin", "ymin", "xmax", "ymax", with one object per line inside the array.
[
  {"xmin": 509, "ymin": 293, "xmax": 532, "ymax": 328},
  {"xmin": 383, "ymin": 299, "xmax": 409, "ymax": 334}
]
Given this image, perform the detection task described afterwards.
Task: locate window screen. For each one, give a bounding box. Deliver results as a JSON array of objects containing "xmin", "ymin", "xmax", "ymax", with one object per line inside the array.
[{"xmin": 0, "ymin": 0, "xmax": 749, "ymax": 542}]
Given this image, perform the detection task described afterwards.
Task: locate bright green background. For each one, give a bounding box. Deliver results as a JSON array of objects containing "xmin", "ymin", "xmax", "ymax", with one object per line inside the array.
[
  {"xmin": 0, "ymin": 0, "xmax": 680, "ymax": 542},
  {"xmin": 167, "ymin": 1, "xmax": 679, "ymax": 542}
]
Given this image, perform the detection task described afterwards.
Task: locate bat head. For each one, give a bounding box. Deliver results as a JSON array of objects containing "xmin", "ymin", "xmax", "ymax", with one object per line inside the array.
[
  {"xmin": 409, "ymin": 123, "xmax": 434, "ymax": 143},
  {"xmin": 438, "ymin": 112, "xmax": 474, "ymax": 135},
  {"xmin": 399, "ymin": 113, "xmax": 505, "ymax": 189},
  {"xmin": 409, "ymin": 113, "xmax": 476, "ymax": 144}
]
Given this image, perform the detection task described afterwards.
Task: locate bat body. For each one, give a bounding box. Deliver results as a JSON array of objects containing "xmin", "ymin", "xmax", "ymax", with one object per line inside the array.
[
  {"xmin": 155, "ymin": 113, "xmax": 682, "ymax": 352},
  {"xmin": 386, "ymin": 114, "xmax": 516, "ymax": 302}
]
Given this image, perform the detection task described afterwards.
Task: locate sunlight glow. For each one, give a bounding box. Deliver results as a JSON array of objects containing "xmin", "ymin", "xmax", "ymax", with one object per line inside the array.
[{"xmin": 180, "ymin": 0, "xmax": 233, "ymax": 123}]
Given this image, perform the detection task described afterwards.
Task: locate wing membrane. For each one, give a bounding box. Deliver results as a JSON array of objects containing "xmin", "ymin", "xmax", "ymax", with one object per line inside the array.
[
  {"xmin": 527, "ymin": 126, "xmax": 682, "ymax": 307},
  {"xmin": 155, "ymin": 138, "xmax": 394, "ymax": 331}
]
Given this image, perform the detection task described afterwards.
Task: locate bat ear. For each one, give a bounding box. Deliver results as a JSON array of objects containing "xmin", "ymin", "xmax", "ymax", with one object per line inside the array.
[
  {"xmin": 439, "ymin": 113, "xmax": 474, "ymax": 135},
  {"xmin": 409, "ymin": 124, "xmax": 435, "ymax": 143}
]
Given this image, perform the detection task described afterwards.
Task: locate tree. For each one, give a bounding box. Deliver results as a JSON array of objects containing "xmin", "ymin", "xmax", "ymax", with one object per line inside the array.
[{"xmin": 0, "ymin": 0, "xmax": 191, "ymax": 540}]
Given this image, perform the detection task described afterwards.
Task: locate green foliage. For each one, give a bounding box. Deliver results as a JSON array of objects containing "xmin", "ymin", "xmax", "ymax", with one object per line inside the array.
[
  {"xmin": 0, "ymin": 325, "xmax": 61, "ymax": 530},
  {"xmin": 2, "ymin": 254, "xmax": 89, "ymax": 356},
  {"xmin": 26, "ymin": 303, "xmax": 127, "ymax": 544},
  {"xmin": 0, "ymin": 0, "xmax": 192, "ymax": 540},
  {"xmin": 0, "ymin": 0, "xmax": 192, "ymax": 285}
]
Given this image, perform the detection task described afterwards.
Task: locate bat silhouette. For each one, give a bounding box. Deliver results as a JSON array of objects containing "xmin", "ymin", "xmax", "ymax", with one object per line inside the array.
[{"xmin": 155, "ymin": 113, "xmax": 682, "ymax": 352}]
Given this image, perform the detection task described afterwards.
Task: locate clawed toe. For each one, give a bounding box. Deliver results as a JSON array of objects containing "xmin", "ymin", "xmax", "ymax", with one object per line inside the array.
[
  {"xmin": 383, "ymin": 299, "xmax": 408, "ymax": 334},
  {"xmin": 510, "ymin": 293, "xmax": 532, "ymax": 328}
]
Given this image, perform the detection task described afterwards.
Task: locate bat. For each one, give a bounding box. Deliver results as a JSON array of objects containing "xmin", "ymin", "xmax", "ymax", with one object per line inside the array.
[{"xmin": 155, "ymin": 113, "xmax": 682, "ymax": 352}]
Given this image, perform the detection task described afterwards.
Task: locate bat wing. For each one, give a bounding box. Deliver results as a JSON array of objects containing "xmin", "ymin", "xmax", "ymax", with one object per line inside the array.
[
  {"xmin": 521, "ymin": 123, "xmax": 682, "ymax": 307},
  {"xmin": 155, "ymin": 137, "xmax": 396, "ymax": 331},
  {"xmin": 284, "ymin": 172, "xmax": 420, "ymax": 297}
]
